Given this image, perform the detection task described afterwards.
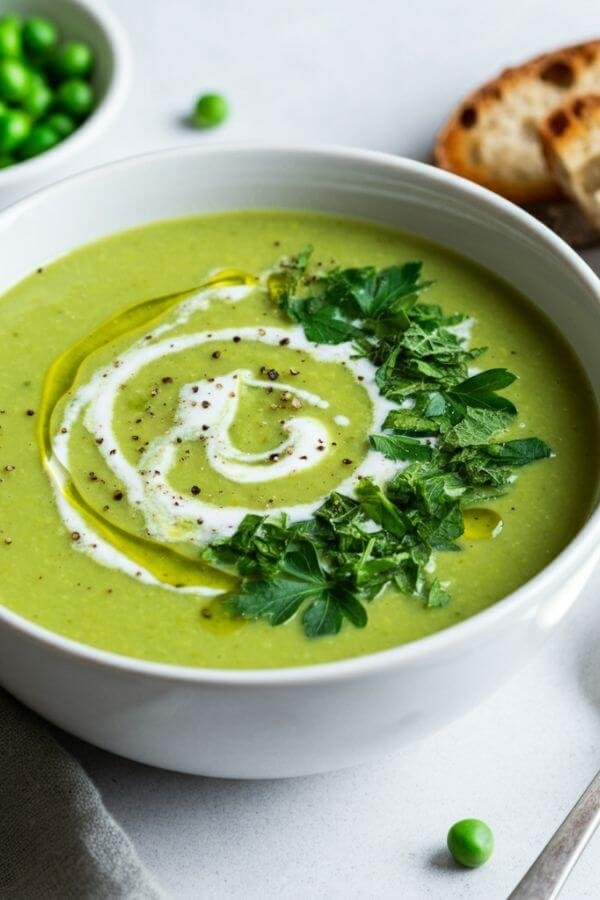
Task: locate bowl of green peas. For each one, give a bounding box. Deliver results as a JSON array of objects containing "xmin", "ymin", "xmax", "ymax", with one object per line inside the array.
[{"xmin": 0, "ymin": 0, "xmax": 130, "ymax": 202}]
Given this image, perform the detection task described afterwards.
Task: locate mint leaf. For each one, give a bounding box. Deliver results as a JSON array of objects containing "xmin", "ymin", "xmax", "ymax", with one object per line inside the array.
[
  {"xmin": 450, "ymin": 447, "xmax": 514, "ymax": 487},
  {"xmin": 485, "ymin": 438, "xmax": 552, "ymax": 465},
  {"xmin": 418, "ymin": 504, "xmax": 464, "ymax": 549},
  {"xmin": 423, "ymin": 392, "xmax": 451, "ymax": 417},
  {"xmin": 426, "ymin": 579, "xmax": 451, "ymax": 608},
  {"xmin": 336, "ymin": 589, "xmax": 369, "ymax": 628},
  {"xmin": 279, "ymin": 539, "xmax": 324, "ymax": 581},
  {"xmin": 448, "ymin": 368, "xmax": 517, "ymax": 414},
  {"xmin": 415, "ymin": 472, "xmax": 466, "ymax": 516},
  {"xmin": 452, "ymin": 368, "xmax": 516, "ymax": 396},
  {"xmin": 355, "ymin": 479, "xmax": 407, "ymax": 537},
  {"xmin": 399, "ymin": 321, "xmax": 465, "ymax": 362},
  {"xmin": 443, "ymin": 407, "xmax": 515, "ymax": 448},
  {"xmin": 382, "ymin": 408, "xmax": 442, "ymax": 435},
  {"xmin": 370, "ymin": 433, "xmax": 433, "ymax": 462}
]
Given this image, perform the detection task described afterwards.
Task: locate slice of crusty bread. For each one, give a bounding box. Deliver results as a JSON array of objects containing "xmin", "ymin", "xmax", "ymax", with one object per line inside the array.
[
  {"xmin": 539, "ymin": 94, "xmax": 600, "ymax": 231},
  {"xmin": 434, "ymin": 41, "xmax": 600, "ymax": 204}
]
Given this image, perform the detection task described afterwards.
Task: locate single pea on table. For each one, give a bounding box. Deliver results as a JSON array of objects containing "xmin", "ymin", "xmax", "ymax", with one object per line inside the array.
[
  {"xmin": 447, "ymin": 818, "xmax": 495, "ymax": 868},
  {"xmin": 192, "ymin": 92, "xmax": 229, "ymax": 129},
  {"xmin": 0, "ymin": 13, "xmax": 95, "ymax": 166}
]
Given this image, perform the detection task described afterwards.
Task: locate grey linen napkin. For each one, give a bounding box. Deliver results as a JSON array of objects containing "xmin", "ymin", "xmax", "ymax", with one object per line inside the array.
[{"xmin": 0, "ymin": 689, "xmax": 165, "ymax": 900}]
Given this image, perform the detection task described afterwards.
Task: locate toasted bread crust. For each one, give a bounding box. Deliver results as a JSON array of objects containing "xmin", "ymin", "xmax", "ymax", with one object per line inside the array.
[
  {"xmin": 539, "ymin": 93, "xmax": 600, "ymax": 230},
  {"xmin": 539, "ymin": 93, "xmax": 600, "ymax": 156},
  {"xmin": 435, "ymin": 41, "xmax": 600, "ymax": 203}
]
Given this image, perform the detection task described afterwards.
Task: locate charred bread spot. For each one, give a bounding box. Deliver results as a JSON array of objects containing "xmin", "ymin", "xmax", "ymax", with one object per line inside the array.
[
  {"xmin": 548, "ymin": 110, "xmax": 570, "ymax": 137},
  {"xmin": 540, "ymin": 60, "xmax": 575, "ymax": 88},
  {"xmin": 459, "ymin": 106, "xmax": 478, "ymax": 128}
]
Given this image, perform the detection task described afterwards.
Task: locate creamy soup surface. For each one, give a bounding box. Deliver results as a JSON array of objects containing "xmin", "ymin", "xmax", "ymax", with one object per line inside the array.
[{"xmin": 0, "ymin": 211, "xmax": 597, "ymax": 668}]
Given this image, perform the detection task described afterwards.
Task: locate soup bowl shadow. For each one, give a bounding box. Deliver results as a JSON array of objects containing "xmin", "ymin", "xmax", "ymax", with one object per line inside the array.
[{"xmin": 0, "ymin": 145, "xmax": 599, "ymax": 778}]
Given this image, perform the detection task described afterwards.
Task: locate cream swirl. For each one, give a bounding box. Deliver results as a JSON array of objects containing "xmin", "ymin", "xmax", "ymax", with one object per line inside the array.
[{"xmin": 49, "ymin": 279, "xmax": 399, "ymax": 589}]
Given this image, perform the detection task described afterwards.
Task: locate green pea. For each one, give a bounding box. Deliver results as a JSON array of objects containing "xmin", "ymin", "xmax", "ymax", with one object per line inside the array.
[
  {"xmin": 0, "ymin": 58, "xmax": 30, "ymax": 102},
  {"xmin": 56, "ymin": 78, "xmax": 93, "ymax": 118},
  {"xmin": 0, "ymin": 153, "xmax": 14, "ymax": 168},
  {"xmin": 22, "ymin": 78, "xmax": 53, "ymax": 119},
  {"xmin": 192, "ymin": 93, "xmax": 229, "ymax": 129},
  {"xmin": 0, "ymin": 16, "xmax": 22, "ymax": 59},
  {"xmin": 0, "ymin": 109, "xmax": 31, "ymax": 153},
  {"xmin": 44, "ymin": 111, "xmax": 75, "ymax": 139},
  {"xmin": 447, "ymin": 819, "xmax": 494, "ymax": 868},
  {"xmin": 52, "ymin": 41, "xmax": 93, "ymax": 78},
  {"xmin": 23, "ymin": 17, "xmax": 58, "ymax": 55},
  {"xmin": 17, "ymin": 123, "xmax": 59, "ymax": 159}
]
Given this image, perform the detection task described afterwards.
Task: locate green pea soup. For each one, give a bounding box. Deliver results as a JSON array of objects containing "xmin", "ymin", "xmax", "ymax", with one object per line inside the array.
[{"xmin": 0, "ymin": 210, "xmax": 597, "ymax": 668}]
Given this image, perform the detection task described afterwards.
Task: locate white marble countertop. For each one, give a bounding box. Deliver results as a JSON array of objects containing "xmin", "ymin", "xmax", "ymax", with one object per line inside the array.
[{"xmin": 14, "ymin": 0, "xmax": 600, "ymax": 896}]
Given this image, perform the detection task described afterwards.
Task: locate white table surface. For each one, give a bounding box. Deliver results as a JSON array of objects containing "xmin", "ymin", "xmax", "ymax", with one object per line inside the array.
[{"xmin": 13, "ymin": 0, "xmax": 600, "ymax": 897}]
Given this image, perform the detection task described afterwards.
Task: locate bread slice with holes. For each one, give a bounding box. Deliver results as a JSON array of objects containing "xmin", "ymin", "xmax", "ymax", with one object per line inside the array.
[
  {"xmin": 539, "ymin": 94, "xmax": 600, "ymax": 231},
  {"xmin": 434, "ymin": 41, "xmax": 600, "ymax": 204}
]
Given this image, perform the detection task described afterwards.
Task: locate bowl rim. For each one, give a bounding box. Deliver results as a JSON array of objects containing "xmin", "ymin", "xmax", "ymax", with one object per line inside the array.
[
  {"xmin": 1, "ymin": 141, "xmax": 599, "ymax": 686},
  {"xmin": 0, "ymin": 0, "xmax": 132, "ymax": 183}
]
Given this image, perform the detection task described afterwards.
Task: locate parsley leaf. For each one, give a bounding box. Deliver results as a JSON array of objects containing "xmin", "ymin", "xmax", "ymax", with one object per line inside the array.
[
  {"xmin": 228, "ymin": 577, "xmax": 324, "ymax": 626},
  {"xmin": 303, "ymin": 596, "xmax": 343, "ymax": 637},
  {"xmin": 226, "ymin": 535, "xmax": 369, "ymax": 637},
  {"xmin": 279, "ymin": 540, "xmax": 324, "ymax": 582},
  {"xmin": 301, "ymin": 306, "xmax": 363, "ymax": 344},
  {"xmin": 323, "ymin": 261, "xmax": 430, "ymax": 318}
]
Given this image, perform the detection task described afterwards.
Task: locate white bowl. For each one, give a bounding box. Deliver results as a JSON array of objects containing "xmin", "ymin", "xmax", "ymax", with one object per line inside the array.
[
  {"xmin": 0, "ymin": 145, "xmax": 599, "ymax": 778},
  {"xmin": 0, "ymin": 0, "xmax": 131, "ymax": 207}
]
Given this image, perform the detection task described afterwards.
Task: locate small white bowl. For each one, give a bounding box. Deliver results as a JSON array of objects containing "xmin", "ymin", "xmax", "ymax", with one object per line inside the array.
[
  {"xmin": 0, "ymin": 0, "xmax": 131, "ymax": 206},
  {"xmin": 0, "ymin": 145, "xmax": 599, "ymax": 778}
]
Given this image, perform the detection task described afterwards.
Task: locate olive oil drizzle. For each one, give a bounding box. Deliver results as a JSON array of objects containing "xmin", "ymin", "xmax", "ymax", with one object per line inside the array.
[
  {"xmin": 38, "ymin": 270, "xmax": 257, "ymax": 592},
  {"xmin": 462, "ymin": 507, "xmax": 503, "ymax": 540}
]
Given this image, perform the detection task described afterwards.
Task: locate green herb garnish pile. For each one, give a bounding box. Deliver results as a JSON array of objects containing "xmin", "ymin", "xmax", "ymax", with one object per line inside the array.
[{"xmin": 203, "ymin": 251, "xmax": 552, "ymax": 638}]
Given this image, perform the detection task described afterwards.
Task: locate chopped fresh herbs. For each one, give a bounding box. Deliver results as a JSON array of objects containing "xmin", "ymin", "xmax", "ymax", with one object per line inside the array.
[
  {"xmin": 275, "ymin": 254, "xmax": 434, "ymax": 348},
  {"xmin": 206, "ymin": 253, "xmax": 552, "ymax": 638}
]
